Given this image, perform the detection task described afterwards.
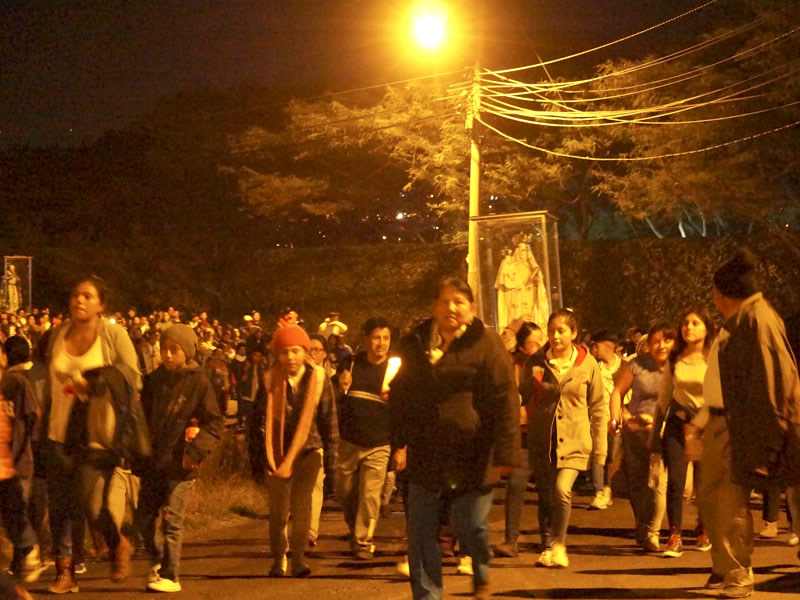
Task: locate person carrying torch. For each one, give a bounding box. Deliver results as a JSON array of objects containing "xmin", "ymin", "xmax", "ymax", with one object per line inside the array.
[{"xmin": 334, "ymin": 317, "xmax": 398, "ymax": 560}]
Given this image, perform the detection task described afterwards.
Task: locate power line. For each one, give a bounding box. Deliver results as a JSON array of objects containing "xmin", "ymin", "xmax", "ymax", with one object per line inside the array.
[
  {"xmin": 486, "ymin": 0, "xmax": 723, "ymax": 75},
  {"xmin": 476, "ymin": 114, "xmax": 800, "ymax": 161}
]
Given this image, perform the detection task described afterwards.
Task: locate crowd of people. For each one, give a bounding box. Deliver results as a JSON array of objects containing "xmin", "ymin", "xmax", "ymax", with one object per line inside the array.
[{"xmin": 1, "ymin": 247, "xmax": 799, "ymax": 600}]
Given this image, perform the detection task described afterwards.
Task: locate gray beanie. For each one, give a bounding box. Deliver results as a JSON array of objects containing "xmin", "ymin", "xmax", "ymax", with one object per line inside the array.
[{"xmin": 161, "ymin": 324, "xmax": 198, "ymax": 360}]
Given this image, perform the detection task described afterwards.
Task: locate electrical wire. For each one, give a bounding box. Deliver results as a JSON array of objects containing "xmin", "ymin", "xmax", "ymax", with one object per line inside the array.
[
  {"xmin": 476, "ymin": 114, "xmax": 800, "ymax": 161},
  {"xmin": 476, "ymin": 23, "xmax": 800, "ymax": 107},
  {"xmin": 475, "ymin": 15, "xmax": 800, "ymax": 101},
  {"xmin": 475, "ymin": 57, "xmax": 800, "ymax": 126},
  {"xmin": 481, "ymin": 96, "xmax": 800, "ymax": 127},
  {"xmin": 451, "ymin": 3, "xmax": 797, "ymax": 101},
  {"xmin": 480, "ymin": 0, "xmax": 723, "ymax": 75}
]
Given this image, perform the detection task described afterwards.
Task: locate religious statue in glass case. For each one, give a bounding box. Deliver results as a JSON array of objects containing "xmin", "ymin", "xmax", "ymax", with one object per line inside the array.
[{"xmin": 494, "ymin": 233, "xmax": 550, "ymax": 331}]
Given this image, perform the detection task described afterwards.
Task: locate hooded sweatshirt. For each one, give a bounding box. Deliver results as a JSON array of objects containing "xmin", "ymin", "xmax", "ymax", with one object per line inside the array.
[{"xmin": 140, "ymin": 360, "xmax": 224, "ymax": 478}]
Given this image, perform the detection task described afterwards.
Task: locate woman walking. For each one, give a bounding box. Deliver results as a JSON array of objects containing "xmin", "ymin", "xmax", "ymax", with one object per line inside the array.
[
  {"xmin": 652, "ymin": 307, "xmax": 714, "ymax": 556},
  {"xmin": 45, "ymin": 276, "xmax": 143, "ymax": 592},
  {"xmin": 520, "ymin": 309, "xmax": 607, "ymax": 568},
  {"xmin": 611, "ymin": 323, "xmax": 676, "ymax": 552}
]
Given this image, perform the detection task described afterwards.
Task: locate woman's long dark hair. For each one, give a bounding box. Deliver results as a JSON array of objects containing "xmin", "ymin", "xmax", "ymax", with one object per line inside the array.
[
  {"xmin": 515, "ymin": 322, "xmax": 541, "ymax": 353},
  {"xmin": 668, "ymin": 305, "xmax": 716, "ymax": 372}
]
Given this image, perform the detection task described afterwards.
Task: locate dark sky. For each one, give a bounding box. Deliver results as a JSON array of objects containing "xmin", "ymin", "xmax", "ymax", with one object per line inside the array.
[{"xmin": 0, "ymin": 0, "xmax": 731, "ymax": 147}]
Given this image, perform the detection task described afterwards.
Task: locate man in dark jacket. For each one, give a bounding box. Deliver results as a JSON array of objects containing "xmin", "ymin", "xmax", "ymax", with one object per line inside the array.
[
  {"xmin": 390, "ymin": 277, "xmax": 518, "ymax": 600},
  {"xmin": 695, "ymin": 249, "xmax": 800, "ymax": 599},
  {"xmin": 137, "ymin": 324, "xmax": 223, "ymax": 593}
]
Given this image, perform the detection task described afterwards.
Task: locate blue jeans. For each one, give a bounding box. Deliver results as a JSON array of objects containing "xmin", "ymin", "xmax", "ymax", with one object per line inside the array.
[
  {"xmin": 0, "ymin": 476, "xmax": 37, "ymax": 568},
  {"xmin": 46, "ymin": 444, "xmax": 85, "ymax": 560},
  {"xmin": 530, "ymin": 454, "xmax": 579, "ymax": 547},
  {"xmin": 407, "ymin": 482, "xmax": 493, "ymax": 600},
  {"xmin": 137, "ymin": 472, "xmax": 194, "ymax": 582}
]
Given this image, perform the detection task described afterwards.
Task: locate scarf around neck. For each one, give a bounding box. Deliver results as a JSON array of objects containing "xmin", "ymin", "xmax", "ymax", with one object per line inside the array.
[{"xmin": 263, "ymin": 360, "xmax": 325, "ymax": 474}]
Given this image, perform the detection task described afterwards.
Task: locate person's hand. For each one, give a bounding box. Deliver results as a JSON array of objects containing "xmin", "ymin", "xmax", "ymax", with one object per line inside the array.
[
  {"xmin": 607, "ymin": 418, "xmax": 618, "ymax": 435},
  {"xmin": 684, "ymin": 424, "xmax": 703, "ymax": 462},
  {"xmin": 497, "ymin": 466, "xmax": 513, "ymax": 477},
  {"xmin": 499, "ymin": 328, "xmax": 516, "ymax": 353},
  {"xmin": 72, "ymin": 374, "xmax": 89, "ymax": 395},
  {"xmin": 274, "ymin": 460, "xmax": 293, "ymax": 480},
  {"xmin": 392, "ymin": 447, "xmax": 407, "ymax": 472},
  {"xmin": 339, "ymin": 369, "xmax": 352, "ymax": 393}
]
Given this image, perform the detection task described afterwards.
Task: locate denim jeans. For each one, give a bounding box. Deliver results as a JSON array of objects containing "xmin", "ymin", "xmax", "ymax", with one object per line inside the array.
[
  {"xmin": 46, "ymin": 444, "xmax": 85, "ymax": 559},
  {"xmin": 137, "ymin": 472, "xmax": 195, "ymax": 582},
  {"xmin": 0, "ymin": 476, "xmax": 37, "ymax": 566},
  {"xmin": 78, "ymin": 452, "xmax": 124, "ymax": 552},
  {"xmin": 530, "ymin": 454, "xmax": 579, "ymax": 547},
  {"xmin": 622, "ymin": 427, "xmax": 666, "ymax": 540},
  {"xmin": 407, "ymin": 482, "xmax": 493, "ymax": 600}
]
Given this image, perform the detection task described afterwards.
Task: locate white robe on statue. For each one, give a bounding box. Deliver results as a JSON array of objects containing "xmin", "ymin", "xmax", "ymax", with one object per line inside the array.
[{"xmin": 495, "ymin": 244, "xmax": 550, "ymax": 330}]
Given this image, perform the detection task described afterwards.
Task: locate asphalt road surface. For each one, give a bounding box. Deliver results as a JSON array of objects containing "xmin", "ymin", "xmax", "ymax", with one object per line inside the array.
[{"xmin": 22, "ymin": 486, "xmax": 800, "ymax": 599}]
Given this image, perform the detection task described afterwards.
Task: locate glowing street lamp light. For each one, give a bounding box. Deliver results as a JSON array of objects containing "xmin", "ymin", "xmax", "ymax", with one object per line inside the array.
[{"xmin": 411, "ymin": 5, "xmax": 447, "ymax": 51}]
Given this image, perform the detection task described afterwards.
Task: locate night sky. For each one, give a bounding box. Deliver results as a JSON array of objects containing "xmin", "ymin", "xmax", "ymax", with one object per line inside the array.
[{"xmin": 1, "ymin": 0, "xmax": 730, "ymax": 148}]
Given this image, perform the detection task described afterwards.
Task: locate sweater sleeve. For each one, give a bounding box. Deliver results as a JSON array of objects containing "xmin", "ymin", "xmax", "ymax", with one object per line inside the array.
[
  {"xmin": 107, "ymin": 323, "xmax": 143, "ymax": 391},
  {"xmin": 588, "ymin": 358, "xmax": 609, "ymax": 464},
  {"xmin": 186, "ymin": 374, "xmax": 224, "ymax": 462}
]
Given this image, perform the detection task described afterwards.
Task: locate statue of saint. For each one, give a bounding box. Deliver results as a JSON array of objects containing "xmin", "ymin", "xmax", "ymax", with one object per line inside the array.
[
  {"xmin": 5, "ymin": 265, "xmax": 21, "ymax": 313},
  {"xmin": 494, "ymin": 235, "xmax": 550, "ymax": 330}
]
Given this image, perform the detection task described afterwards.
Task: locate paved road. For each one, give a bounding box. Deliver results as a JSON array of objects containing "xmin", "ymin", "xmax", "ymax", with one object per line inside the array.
[{"xmin": 23, "ymin": 487, "xmax": 800, "ymax": 599}]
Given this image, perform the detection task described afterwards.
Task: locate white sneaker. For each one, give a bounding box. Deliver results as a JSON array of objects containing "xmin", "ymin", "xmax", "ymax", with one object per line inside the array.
[
  {"xmin": 760, "ymin": 521, "xmax": 778, "ymax": 538},
  {"xmin": 535, "ymin": 549, "xmax": 553, "ymax": 568},
  {"xmin": 395, "ymin": 557, "xmax": 410, "ymax": 578},
  {"xmin": 550, "ymin": 543, "xmax": 569, "ymax": 568},
  {"xmin": 147, "ymin": 563, "xmax": 162, "ymax": 584},
  {"xmin": 20, "ymin": 545, "xmax": 50, "ymax": 583},
  {"xmin": 603, "ymin": 486, "xmax": 613, "ymax": 506},
  {"xmin": 787, "ymin": 533, "xmax": 799, "ymax": 546},
  {"xmin": 456, "ymin": 555, "xmax": 473, "ymax": 576},
  {"xmin": 147, "ymin": 576, "xmax": 182, "ymax": 593},
  {"xmin": 589, "ymin": 491, "xmax": 608, "ymax": 510}
]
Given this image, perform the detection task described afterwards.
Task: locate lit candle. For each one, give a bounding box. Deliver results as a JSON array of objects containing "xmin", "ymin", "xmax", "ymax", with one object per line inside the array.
[{"xmin": 382, "ymin": 356, "xmax": 402, "ymax": 393}]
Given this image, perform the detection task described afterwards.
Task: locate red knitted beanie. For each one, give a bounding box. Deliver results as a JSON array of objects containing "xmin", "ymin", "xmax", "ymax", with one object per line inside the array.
[{"xmin": 271, "ymin": 324, "xmax": 311, "ymax": 353}]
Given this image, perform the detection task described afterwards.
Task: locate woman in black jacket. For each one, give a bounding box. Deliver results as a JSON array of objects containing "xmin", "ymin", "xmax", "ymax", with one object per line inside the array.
[{"xmin": 390, "ymin": 277, "xmax": 518, "ymax": 600}]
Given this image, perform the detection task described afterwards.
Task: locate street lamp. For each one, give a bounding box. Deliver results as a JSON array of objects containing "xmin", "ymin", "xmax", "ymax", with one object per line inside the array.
[
  {"xmin": 409, "ymin": 3, "xmax": 482, "ymax": 312},
  {"xmin": 411, "ymin": 6, "xmax": 447, "ymax": 50}
]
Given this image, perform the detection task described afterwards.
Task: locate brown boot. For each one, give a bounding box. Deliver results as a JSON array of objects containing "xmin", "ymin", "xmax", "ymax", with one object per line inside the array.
[
  {"xmin": 48, "ymin": 557, "xmax": 79, "ymax": 594},
  {"xmin": 110, "ymin": 536, "xmax": 132, "ymax": 583}
]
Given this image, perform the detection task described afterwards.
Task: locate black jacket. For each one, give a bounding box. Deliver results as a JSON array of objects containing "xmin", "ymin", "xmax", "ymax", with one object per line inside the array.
[
  {"xmin": 389, "ymin": 318, "xmax": 519, "ymax": 494},
  {"xmin": 140, "ymin": 362, "xmax": 224, "ymax": 479}
]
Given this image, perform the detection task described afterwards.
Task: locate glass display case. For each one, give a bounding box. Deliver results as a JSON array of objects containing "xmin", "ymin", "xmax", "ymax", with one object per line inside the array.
[
  {"xmin": 470, "ymin": 211, "xmax": 562, "ymax": 332},
  {"xmin": 2, "ymin": 256, "xmax": 33, "ymax": 313}
]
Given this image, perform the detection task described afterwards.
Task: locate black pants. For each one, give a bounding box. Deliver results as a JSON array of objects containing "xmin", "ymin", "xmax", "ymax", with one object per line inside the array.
[{"xmin": 662, "ymin": 413, "xmax": 702, "ymax": 532}]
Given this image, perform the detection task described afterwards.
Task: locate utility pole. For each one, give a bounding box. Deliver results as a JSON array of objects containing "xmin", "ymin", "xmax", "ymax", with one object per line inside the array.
[{"xmin": 466, "ymin": 61, "xmax": 482, "ymax": 314}]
